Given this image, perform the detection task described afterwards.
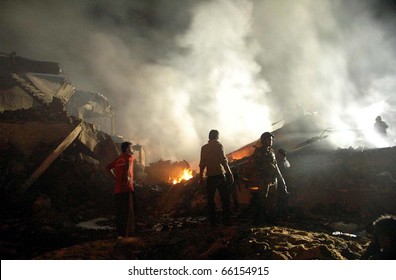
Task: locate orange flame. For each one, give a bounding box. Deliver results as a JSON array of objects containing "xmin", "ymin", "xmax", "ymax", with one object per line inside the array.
[{"xmin": 171, "ymin": 169, "xmax": 193, "ymax": 184}]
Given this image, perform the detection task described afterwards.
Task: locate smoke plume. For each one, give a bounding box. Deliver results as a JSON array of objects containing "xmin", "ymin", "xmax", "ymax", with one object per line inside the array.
[{"xmin": 1, "ymin": 0, "xmax": 396, "ymax": 167}]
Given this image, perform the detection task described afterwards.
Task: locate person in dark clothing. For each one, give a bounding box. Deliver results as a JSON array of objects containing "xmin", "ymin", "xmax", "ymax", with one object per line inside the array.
[
  {"xmin": 199, "ymin": 129, "xmax": 234, "ymax": 226},
  {"xmin": 361, "ymin": 214, "xmax": 396, "ymax": 260},
  {"xmin": 251, "ymin": 132, "xmax": 288, "ymax": 225},
  {"xmin": 374, "ymin": 115, "xmax": 389, "ymax": 138},
  {"xmin": 106, "ymin": 141, "xmax": 136, "ymax": 238}
]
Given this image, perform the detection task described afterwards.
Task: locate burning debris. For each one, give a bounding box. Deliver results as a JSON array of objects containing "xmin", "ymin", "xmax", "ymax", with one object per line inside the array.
[{"xmin": 144, "ymin": 159, "xmax": 196, "ymax": 185}]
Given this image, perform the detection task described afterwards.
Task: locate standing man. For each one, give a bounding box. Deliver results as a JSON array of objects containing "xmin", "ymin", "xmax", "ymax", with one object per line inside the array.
[
  {"xmin": 252, "ymin": 132, "xmax": 287, "ymax": 224},
  {"xmin": 106, "ymin": 141, "xmax": 136, "ymax": 237},
  {"xmin": 199, "ymin": 129, "xmax": 234, "ymax": 226},
  {"xmin": 374, "ymin": 115, "xmax": 390, "ymax": 144}
]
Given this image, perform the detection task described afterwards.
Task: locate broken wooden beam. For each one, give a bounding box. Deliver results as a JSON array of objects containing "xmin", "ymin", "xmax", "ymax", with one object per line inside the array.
[{"xmin": 20, "ymin": 122, "xmax": 83, "ymax": 193}]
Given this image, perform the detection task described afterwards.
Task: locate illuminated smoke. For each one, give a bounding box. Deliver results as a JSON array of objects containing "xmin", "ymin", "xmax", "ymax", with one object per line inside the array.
[
  {"xmin": 1, "ymin": 0, "xmax": 396, "ymax": 167},
  {"xmin": 252, "ymin": 0, "xmax": 396, "ymax": 148}
]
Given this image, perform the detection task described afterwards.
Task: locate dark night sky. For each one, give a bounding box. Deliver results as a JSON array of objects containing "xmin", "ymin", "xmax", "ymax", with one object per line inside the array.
[{"xmin": 1, "ymin": 0, "xmax": 396, "ymax": 166}]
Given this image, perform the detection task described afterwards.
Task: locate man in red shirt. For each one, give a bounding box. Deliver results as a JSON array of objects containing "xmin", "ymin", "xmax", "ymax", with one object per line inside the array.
[{"xmin": 106, "ymin": 141, "xmax": 135, "ymax": 237}]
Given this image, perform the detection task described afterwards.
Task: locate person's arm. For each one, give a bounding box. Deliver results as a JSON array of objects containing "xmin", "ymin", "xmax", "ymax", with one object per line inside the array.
[
  {"xmin": 220, "ymin": 145, "xmax": 234, "ymax": 184},
  {"xmin": 108, "ymin": 169, "xmax": 115, "ymax": 178},
  {"xmin": 199, "ymin": 147, "xmax": 206, "ymax": 186},
  {"xmin": 276, "ymin": 164, "xmax": 289, "ymax": 194},
  {"xmin": 224, "ymin": 163, "xmax": 234, "ymax": 184},
  {"xmin": 125, "ymin": 158, "xmax": 131, "ymax": 184},
  {"xmin": 106, "ymin": 160, "xmax": 116, "ymax": 179},
  {"xmin": 199, "ymin": 166, "xmax": 205, "ymax": 186}
]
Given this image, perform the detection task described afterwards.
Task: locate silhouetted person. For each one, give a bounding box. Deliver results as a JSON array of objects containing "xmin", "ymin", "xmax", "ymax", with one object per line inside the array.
[
  {"xmin": 199, "ymin": 129, "xmax": 234, "ymax": 226},
  {"xmin": 361, "ymin": 214, "xmax": 396, "ymax": 260},
  {"xmin": 252, "ymin": 132, "xmax": 288, "ymax": 225},
  {"xmin": 106, "ymin": 141, "xmax": 136, "ymax": 238},
  {"xmin": 277, "ymin": 148, "xmax": 290, "ymax": 173},
  {"xmin": 374, "ymin": 115, "xmax": 389, "ymax": 138}
]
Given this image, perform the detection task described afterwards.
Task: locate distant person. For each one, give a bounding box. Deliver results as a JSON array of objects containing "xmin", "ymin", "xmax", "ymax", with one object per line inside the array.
[
  {"xmin": 106, "ymin": 141, "xmax": 136, "ymax": 238},
  {"xmin": 360, "ymin": 214, "xmax": 396, "ymax": 260},
  {"xmin": 252, "ymin": 132, "xmax": 288, "ymax": 225},
  {"xmin": 277, "ymin": 148, "xmax": 291, "ymax": 173},
  {"xmin": 276, "ymin": 148, "xmax": 291, "ymax": 219},
  {"xmin": 374, "ymin": 115, "xmax": 389, "ymax": 138},
  {"xmin": 199, "ymin": 129, "xmax": 234, "ymax": 226}
]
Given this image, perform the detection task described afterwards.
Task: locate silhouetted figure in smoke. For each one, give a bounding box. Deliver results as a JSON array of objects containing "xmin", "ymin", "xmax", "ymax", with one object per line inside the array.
[
  {"xmin": 199, "ymin": 129, "xmax": 234, "ymax": 226},
  {"xmin": 374, "ymin": 115, "xmax": 389, "ymax": 139},
  {"xmin": 251, "ymin": 132, "xmax": 288, "ymax": 225},
  {"xmin": 360, "ymin": 214, "xmax": 396, "ymax": 260},
  {"xmin": 277, "ymin": 149, "xmax": 291, "ymax": 173}
]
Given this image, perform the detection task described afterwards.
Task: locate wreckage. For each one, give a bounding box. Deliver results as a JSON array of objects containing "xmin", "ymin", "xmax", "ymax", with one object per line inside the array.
[
  {"xmin": 0, "ymin": 52, "xmax": 126, "ymax": 228},
  {"xmin": 1, "ymin": 52, "xmax": 396, "ymax": 260},
  {"xmin": 0, "ymin": 52, "xmax": 122, "ymax": 186},
  {"xmin": 225, "ymin": 113, "xmax": 396, "ymax": 213}
]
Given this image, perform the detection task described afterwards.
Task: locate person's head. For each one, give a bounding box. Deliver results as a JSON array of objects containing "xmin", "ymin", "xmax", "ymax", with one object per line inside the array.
[
  {"xmin": 209, "ymin": 129, "xmax": 219, "ymax": 140},
  {"xmin": 376, "ymin": 115, "xmax": 382, "ymax": 122},
  {"xmin": 372, "ymin": 214, "xmax": 396, "ymax": 255},
  {"xmin": 260, "ymin": 132, "xmax": 274, "ymax": 147},
  {"xmin": 278, "ymin": 148, "xmax": 287, "ymax": 159},
  {"xmin": 121, "ymin": 141, "xmax": 133, "ymax": 155}
]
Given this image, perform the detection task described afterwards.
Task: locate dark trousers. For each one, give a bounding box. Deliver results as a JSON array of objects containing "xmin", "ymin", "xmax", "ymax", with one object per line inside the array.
[
  {"xmin": 229, "ymin": 182, "xmax": 240, "ymax": 209},
  {"xmin": 115, "ymin": 192, "xmax": 135, "ymax": 236},
  {"xmin": 253, "ymin": 184, "xmax": 278, "ymax": 224},
  {"xmin": 206, "ymin": 175, "xmax": 230, "ymax": 225},
  {"xmin": 277, "ymin": 186, "xmax": 289, "ymax": 218}
]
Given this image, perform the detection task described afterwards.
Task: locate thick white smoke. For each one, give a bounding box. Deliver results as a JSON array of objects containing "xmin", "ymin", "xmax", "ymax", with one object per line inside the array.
[
  {"xmin": 252, "ymin": 0, "xmax": 396, "ymax": 148},
  {"xmin": 1, "ymin": 0, "xmax": 396, "ymax": 168}
]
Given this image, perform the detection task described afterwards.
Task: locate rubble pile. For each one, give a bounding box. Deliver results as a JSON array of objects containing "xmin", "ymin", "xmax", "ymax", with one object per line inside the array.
[
  {"xmin": 32, "ymin": 217, "xmax": 369, "ymax": 260},
  {"xmin": 286, "ymin": 147, "xmax": 396, "ymax": 222}
]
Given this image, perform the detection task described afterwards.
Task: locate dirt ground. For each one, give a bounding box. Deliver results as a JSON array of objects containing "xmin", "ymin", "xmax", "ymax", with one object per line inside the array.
[{"xmin": 29, "ymin": 208, "xmax": 369, "ymax": 260}]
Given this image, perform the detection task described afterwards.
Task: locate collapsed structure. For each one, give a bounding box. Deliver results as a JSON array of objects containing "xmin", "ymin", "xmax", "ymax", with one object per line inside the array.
[
  {"xmin": 0, "ymin": 52, "xmax": 125, "ymax": 222},
  {"xmin": 0, "ymin": 51, "xmax": 115, "ymax": 132}
]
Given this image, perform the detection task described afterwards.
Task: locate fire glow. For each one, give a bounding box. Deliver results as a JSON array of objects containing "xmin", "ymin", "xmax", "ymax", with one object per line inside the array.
[{"xmin": 171, "ymin": 169, "xmax": 193, "ymax": 185}]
